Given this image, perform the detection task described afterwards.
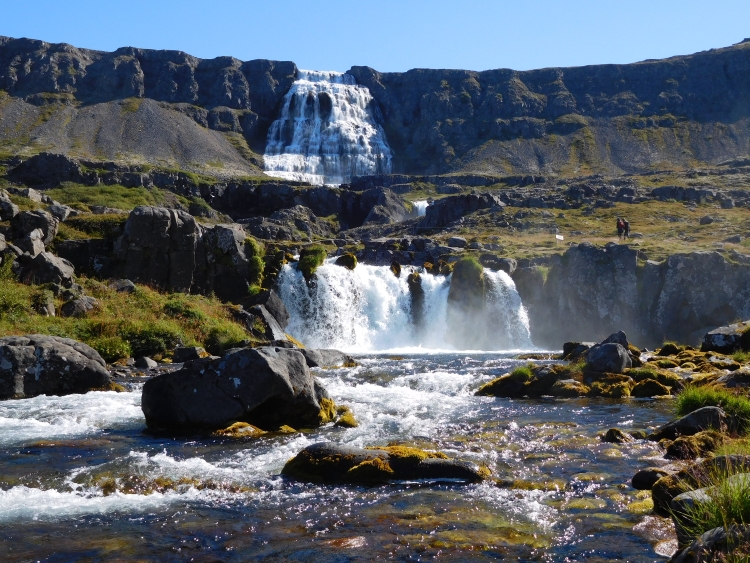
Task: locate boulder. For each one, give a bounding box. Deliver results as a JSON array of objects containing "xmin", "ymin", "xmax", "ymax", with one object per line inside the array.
[
  {"xmin": 630, "ymin": 378, "xmax": 671, "ymax": 397},
  {"xmin": 135, "ymin": 356, "xmax": 158, "ymax": 369},
  {"xmin": 701, "ymin": 320, "xmax": 750, "ymax": 354},
  {"xmin": 109, "ymin": 279, "xmax": 136, "ymax": 293},
  {"xmin": 11, "ymin": 210, "xmax": 59, "ymax": 245},
  {"xmin": 671, "ymin": 525, "xmax": 750, "ymax": 563},
  {"xmin": 601, "ymin": 330, "xmax": 629, "ymax": 347},
  {"xmin": 420, "ymin": 192, "xmax": 504, "ymax": 229},
  {"xmin": 334, "ymin": 253, "xmax": 357, "ymax": 270},
  {"xmin": 601, "ymin": 428, "xmax": 633, "ymax": 443},
  {"xmin": 649, "ymin": 406, "xmax": 727, "ymax": 441},
  {"xmin": 47, "ymin": 204, "xmax": 72, "ymax": 222},
  {"xmin": 141, "ymin": 347, "xmax": 331, "ymax": 430},
  {"xmin": 447, "ymin": 236, "xmax": 467, "ymax": 248},
  {"xmin": 20, "ymin": 252, "xmax": 75, "ymax": 286},
  {"xmin": 242, "ymin": 205, "xmax": 334, "ymax": 241},
  {"xmin": 715, "ymin": 368, "xmax": 750, "ymax": 388},
  {"xmin": 300, "ymin": 349, "xmax": 354, "ymax": 368},
  {"xmin": 0, "ymin": 189, "xmax": 19, "ymax": 220},
  {"xmin": 14, "ymin": 228, "xmax": 45, "ymax": 257},
  {"xmin": 665, "ymin": 430, "xmax": 724, "ymax": 460},
  {"xmin": 632, "ymin": 467, "xmax": 670, "ymax": 490},
  {"xmin": 247, "ymin": 305, "xmax": 287, "ymax": 341},
  {"xmin": 549, "ymin": 378, "xmax": 589, "ymax": 397},
  {"xmin": 586, "ymin": 343, "xmax": 632, "ymax": 373},
  {"xmin": 0, "ymin": 335, "xmax": 113, "ymax": 399},
  {"xmin": 281, "ymin": 443, "xmax": 487, "ymax": 484},
  {"xmin": 562, "ymin": 342, "xmax": 596, "ymax": 360},
  {"xmin": 172, "ymin": 346, "xmax": 207, "ymax": 363},
  {"xmin": 60, "ymin": 296, "xmax": 98, "ymax": 318},
  {"xmin": 245, "ymin": 289, "xmax": 290, "ymax": 330}
]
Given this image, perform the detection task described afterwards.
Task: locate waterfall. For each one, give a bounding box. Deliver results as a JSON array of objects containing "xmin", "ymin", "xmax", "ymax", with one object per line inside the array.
[
  {"xmin": 277, "ymin": 261, "xmax": 531, "ymax": 351},
  {"xmin": 413, "ymin": 200, "xmax": 429, "ymax": 216},
  {"xmin": 263, "ymin": 70, "xmax": 393, "ymax": 186}
]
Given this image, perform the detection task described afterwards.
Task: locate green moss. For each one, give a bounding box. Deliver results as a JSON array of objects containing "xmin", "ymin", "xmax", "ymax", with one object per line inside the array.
[
  {"xmin": 120, "ymin": 97, "xmax": 143, "ymax": 114},
  {"xmin": 297, "ymin": 245, "xmax": 328, "ymax": 282},
  {"xmin": 62, "ymin": 214, "xmax": 128, "ymax": 239},
  {"xmin": 89, "ymin": 336, "xmax": 132, "ymax": 363},
  {"xmin": 334, "ymin": 253, "xmax": 357, "ymax": 270},
  {"xmin": 47, "ymin": 184, "xmax": 165, "ymax": 211}
]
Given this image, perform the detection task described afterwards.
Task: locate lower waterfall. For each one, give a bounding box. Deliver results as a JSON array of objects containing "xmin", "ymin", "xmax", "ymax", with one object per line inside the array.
[{"xmin": 277, "ymin": 261, "xmax": 532, "ymax": 351}]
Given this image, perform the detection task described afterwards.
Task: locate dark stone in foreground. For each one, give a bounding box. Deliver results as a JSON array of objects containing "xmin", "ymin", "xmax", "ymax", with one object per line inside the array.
[
  {"xmin": 282, "ymin": 443, "xmax": 487, "ymax": 484},
  {"xmin": 631, "ymin": 467, "xmax": 670, "ymax": 490},
  {"xmin": 141, "ymin": 347, "xmax": 330, "ymax": 431},
  {"xmin": 0, "ymin": 335, "xmax": 112, "ymax": 399},
  {"xmin": 300, "ymin": 349, "xmax": 354, "ymax": 368}
]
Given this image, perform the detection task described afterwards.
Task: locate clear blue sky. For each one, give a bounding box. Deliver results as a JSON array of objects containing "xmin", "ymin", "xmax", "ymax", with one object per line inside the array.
[{"xmin": 3, "ymin": 0, "xmax": 749, "ymax": 73}]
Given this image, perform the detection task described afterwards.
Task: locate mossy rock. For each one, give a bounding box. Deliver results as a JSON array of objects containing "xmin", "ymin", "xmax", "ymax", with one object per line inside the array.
[
  {"xmin": 626, "ymin": 368, "xmax": 682, "ymax": 390},
  {"xmin": 658, "ymin": 342, "xmax": 683, "ymax": 356},
  {"xmin": 654, "ymin": 359, "xmax": 679, "ymax": 369},
  {"xmin": 212, "ymin": 422, "xmax": 266, "ymax": 438},
  {"xmin": 281, "ymin": 443, "xmax": 485, "ymax": 484},
  {"xmin": 590, "ymin": 381, "xmax": 632, "ymax": 398},
  {"xmin": 297, "ymin": 245, "xmax": 328, "ymax": 281},
  {"xmin": 549, "ymin": 379, "xmax": 590, "ymax": 397},
  {"xmin": 631, "ymin": 378, "xmax": 672, "ymax": 398},
  {"xmin": 390, "ymin": 261, "xmax": 401, "ymax": 277},
  {"xmin": 664, "ymin": 430, "xmax": 724, "ymax": 460},
  {"xmin": 334, "ymin": 253, "xmax": 357, "ymax": 270},
  {"xmin": 334, "ymin": 406, "xmax": 359, "ymax": 428},
  {"xmin": 601, "ymin": 428, "xmax": 633, "ymax": 443},
  {"xmin": 318, "ymin": 397, "xmax": 337, "ymax": 425}
]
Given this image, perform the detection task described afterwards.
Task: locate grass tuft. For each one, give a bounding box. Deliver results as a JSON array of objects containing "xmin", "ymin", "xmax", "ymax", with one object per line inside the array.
[{"xmin": 676, "ymin": 386, "xmax": 750, "ymax": 434}]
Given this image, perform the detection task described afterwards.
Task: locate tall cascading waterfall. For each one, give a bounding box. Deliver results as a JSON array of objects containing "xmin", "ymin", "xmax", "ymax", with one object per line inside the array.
[
  {"xmin": 263, "ymin": 70, "xmax": 393, "ymax": 185},
  {"xmin": 277, "ymin": 261, "xmax": 532, "ymax": 351}
]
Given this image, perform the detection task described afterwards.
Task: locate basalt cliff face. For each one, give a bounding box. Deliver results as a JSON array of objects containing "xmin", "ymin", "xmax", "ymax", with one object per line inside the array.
[
  {"xmin": 349, "ymin": 39, "xmax": 750, "ymax": 176},
  {"xmin": 2, "ymin": 36, "xmax": 750, "ymax": 178},
  {"xmin": 0, "ymin": 36, "xmax": 296, "ymax": 176}
]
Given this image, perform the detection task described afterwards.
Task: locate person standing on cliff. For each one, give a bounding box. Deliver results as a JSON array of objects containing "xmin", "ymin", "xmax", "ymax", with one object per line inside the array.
[
  {"xmin": 616, "ymin": 217, "xmax": 625, "ymax": 239},
  {"xmin": 623, "ymin": 218, "xmax": 630, "ymax": 239}
]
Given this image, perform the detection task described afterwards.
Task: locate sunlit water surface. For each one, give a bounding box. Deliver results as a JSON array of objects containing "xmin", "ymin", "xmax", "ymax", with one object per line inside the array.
[{"xmin": 0, "ymin": 354, "xmax": 675, "ymax": 561}]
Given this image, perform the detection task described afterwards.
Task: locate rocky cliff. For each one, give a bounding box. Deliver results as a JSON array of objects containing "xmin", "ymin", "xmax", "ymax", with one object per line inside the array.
[
  {"xmin": 513, "ymin": 244, "xmax": 750, "ymax": 349},
  {"xmin": 2, "ymin": 36, "xmax": 750, "ymax": 179},
  {"xmin": 349, "ymin": 39, "xmax": 750, "ymax": 176},
  {"xmin": 0, "ymin": 36, "xmax": 296, "ymax": 176}
]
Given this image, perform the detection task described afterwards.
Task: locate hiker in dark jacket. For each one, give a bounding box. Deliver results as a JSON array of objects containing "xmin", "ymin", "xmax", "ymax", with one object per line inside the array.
[
  {"xmin": 616, "ymin": 217, "xmax": 625, "ymax": 239},
  {"xmin": 623, "ymin": 219, "xmax": 630, "ymax": 239}
]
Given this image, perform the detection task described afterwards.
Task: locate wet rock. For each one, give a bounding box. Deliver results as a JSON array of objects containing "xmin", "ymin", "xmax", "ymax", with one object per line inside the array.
[
  {"xmin": 715, "ymin": 368, "xmax": 750, "ymax": 388},
  {"xmin": 549, "ymin": 378, "xmax": 589, "ymax": 397},
  {"xmin": 0, "ymin": 334, "xmax": 113, "ymax": 399},
  {"xmin": 586, "ymin": 343, "xmax": 632, "ymax": 373},
  {"xmin": 109, "ymin": 279, "xmax": 136, "ymax": 293},
  {"xmin": 632, "ymin": 467, "xmax": 670, "ymax": 490},
  {"xmin": 141, "ymin": 347, "xmax": 332, "ymax": 431},
  {"xmin": 135, "ymin": 356, "xmax": 158, "ymax": 369},
  {"xmin": 60, "ymin": 296, "xmax": 98, "ymax": 318},
  {"xmin": 334, "ymin": 253, "xmax": 357, "ymax": 270},
  {"xmin": 173, "ymin": 346, "xmax": 207, "ymax": 363},
  {"xmin": 245, "ymin": 290, "xmax": 290, "ymax": 330},
  {"xmin": 631, "ymin": 378, "xmax": 671, "ymax": 397},
  {"xmin": 602, "ymin": 428, "xmax": 633, "ymax": 444},
  {"xmin": 701, "ymin": 319, "xmax": 750, "ymax": 354},
  {"xmin": 281, "ymin": 442, "xmax": 487, "ymax": 484},
  {"xmin": 649, "ymin": 406, "xmax": 727, "ymax": 441},
  {"xmin": 300, "ymin": 349, "xmax": 354, "ymax": 369}
]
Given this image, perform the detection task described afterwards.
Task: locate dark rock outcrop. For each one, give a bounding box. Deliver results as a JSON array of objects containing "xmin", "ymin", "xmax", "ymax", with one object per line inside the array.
[
  {"xmin": 586, "ymin": 343, "xmax": 632, "ymax": 373},
  {"xmin": 141, "ymin": 346, "xmax": 331, "ymax": 430},
  {"xmin": 649, "ymin": 406, "xmax": 727, "ymax": 441},
  {"xmin": 420, "ymin": 192, "xmax": 503, "ymax": 230},
  {"xmin": 701, "ymin": 320, "xmax": 750, "ymax": 354},
  {"xmin": 300, "ymin": 349, "xmax": 354, "ymax": 369},
  {"xmin": 0, "ymin": 334, "xmax": 113, "ymax": 399}
]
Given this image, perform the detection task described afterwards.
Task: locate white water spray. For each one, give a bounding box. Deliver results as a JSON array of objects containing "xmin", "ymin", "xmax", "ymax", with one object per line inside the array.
[
  {"xmin": 263, "ymin": 70, "xmax": 393, "ymax": 185},
  {"xmin": 413, "ymin": 200, "xmax": 429, "ymax": 216},
  {"xmin": 277, "ymin": 260, "xmax": 531, "ymax": 351}
]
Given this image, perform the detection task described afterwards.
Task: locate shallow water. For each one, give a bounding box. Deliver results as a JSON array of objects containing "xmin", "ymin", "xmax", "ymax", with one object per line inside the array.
[{"xmin": 0, "ymin": 354, "xmax": 676, "ymax": 561}]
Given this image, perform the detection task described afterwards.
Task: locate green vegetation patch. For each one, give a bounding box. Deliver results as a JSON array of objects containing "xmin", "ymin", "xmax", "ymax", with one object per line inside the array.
[
  {"xmin": 297, "ymin": 245, "xmax": 328, "ymax": 282},
  {"xmin": 676, "ymin": 386, "xmax": 750, "ymax": 434},
  {"xmin": 47, "ymin": 184, "xmax": 165, "ymax": 211}
]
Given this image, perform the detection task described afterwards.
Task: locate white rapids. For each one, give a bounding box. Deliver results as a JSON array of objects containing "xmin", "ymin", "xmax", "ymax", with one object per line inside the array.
[
  {"xmin": 277, "ymin": 260, "xmax": 532, "ymax": 352},
  {"xmin": 263, "ymin": 70, "xmax": 393, "ymax": 186}
]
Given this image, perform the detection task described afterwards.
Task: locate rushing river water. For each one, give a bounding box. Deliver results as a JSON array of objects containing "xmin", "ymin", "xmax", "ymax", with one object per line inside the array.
[{"xmin": 0, "ymin": 353, "xmax": 676, "ymax": 562}]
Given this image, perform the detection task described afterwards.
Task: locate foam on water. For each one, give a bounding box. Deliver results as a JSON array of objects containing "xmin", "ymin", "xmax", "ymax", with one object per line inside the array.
[
  {"xmin": 263, "ymin": 69, "xmax": 392, "ymax": 185},
  {"xmin": 0, "ymin": 390, "xmax": 143, "ymax": 447}
]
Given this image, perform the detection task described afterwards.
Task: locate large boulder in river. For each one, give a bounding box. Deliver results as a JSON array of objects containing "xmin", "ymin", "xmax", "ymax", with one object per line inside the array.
[
  {"xmin": 585, "ymin": 343, "xmax": 632, "ymax": 373},
  {"xmin": 649, "ymin": 406, "xmax": 727, "ymax": 441},
  {"xmin": 0, "ymin": 335, "xmax": 113, "ymax": 399},
  {"xmin": 141, "ymin": 346, "xmax": 333, "ymax": 431},
  {"xmin": 300, "ymin": 349, "xmax": 354, "ymax": 368},
  {"xmin": 282, "ymin": 443, "xmax": 487, "ymax": 484}
]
